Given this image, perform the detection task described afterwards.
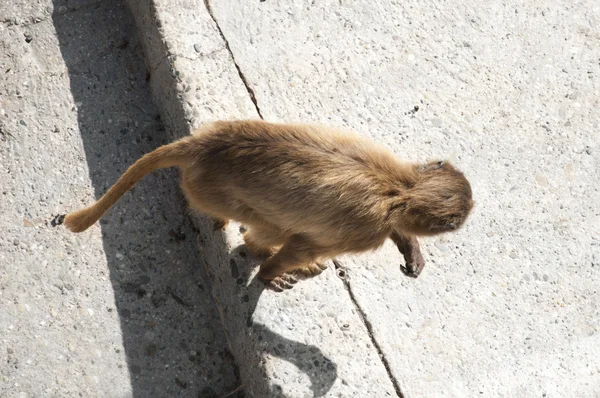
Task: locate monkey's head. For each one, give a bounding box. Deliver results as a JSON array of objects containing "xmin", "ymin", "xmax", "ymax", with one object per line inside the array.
[{"xmin": 394, "ymin": 160, "xmax": 473, "ymax": 236}]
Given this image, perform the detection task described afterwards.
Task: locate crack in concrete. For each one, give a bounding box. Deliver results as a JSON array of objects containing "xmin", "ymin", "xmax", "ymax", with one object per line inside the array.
[
  {"xmin": 201, "ymin": 2, "xmax": 402, "ymax": 394},
  {"xmin": 203, "ymin": 0, "xmax": 264, "ymax": 119},
  {"xmin": 333, "ymin": 259, "xmax": 406, "ymax": 398}
]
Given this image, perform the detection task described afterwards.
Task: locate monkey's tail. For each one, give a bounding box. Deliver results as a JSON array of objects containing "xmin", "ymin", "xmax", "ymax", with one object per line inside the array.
[{"xmin": 64, "ymin": 138, "xmax": 195, "ymax": 233}]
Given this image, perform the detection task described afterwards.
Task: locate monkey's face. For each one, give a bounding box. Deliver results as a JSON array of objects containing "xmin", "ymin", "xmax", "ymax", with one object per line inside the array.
[{"xmin": 400, "ymin": 161, "xmax": 473, "ymax": 236}]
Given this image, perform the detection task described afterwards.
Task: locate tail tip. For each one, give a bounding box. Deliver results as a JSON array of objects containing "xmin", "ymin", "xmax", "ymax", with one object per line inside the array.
[{"xmin": 63, "ymin": 211, "xmax": 93, "ymax": 233}]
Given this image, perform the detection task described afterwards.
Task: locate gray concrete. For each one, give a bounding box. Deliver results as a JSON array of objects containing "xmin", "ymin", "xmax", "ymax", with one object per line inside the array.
[
  {"xmin": 0, "ymin": 1, "xmax": 239, "ymax": 396},
  {"xmin": 129, "ymin": 0, "xmax": 599, "ymax": 396},
  {"xmin": 2, "ymin": 0, "xmax": 599, "ymax": 397},
  {"xmin": 126, "ymin": 0, "xmax": 399, "ymax": 396},
  {"xmin": 210, "ymin": 1, "xmax": 600, "ymax": 396}
]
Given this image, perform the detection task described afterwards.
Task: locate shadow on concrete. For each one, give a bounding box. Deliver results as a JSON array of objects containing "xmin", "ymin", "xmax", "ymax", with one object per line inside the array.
[
  {"xmin": 51, "ymin": 0, "xmax": 239, "ymax": 396},
  {"xmin": 207, "ymin": 236, "xmax": 339, "ymax": 397},
  {"xmin": 52, "ymin": 0, "xmax": 336, "ymax": 396}
]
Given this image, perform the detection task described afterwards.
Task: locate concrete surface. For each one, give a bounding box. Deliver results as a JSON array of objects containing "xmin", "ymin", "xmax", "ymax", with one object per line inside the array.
[
  {"xmin": 0, "ymin": 0, "xmax": 240, "ymax": 396},
  {"xmin": 126, "ymin": 0, "xmax": 400, "ymax": 396},
  {"xmin": 2, "ymin": 0, "xmax": 599, "ymax": 398},
  {"xmin": 130, "ymin": 0, "xmax": 599, "ymax": 396},
  {"xmin": 209, "ymin": 1, "xmax": 600, "ymax": 396}
]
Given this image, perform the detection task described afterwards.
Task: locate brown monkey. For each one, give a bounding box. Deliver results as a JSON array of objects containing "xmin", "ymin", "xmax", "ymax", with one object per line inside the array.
[{"xmin": 64, "ymin": 120, "xmax": 473, "ymax": 291}]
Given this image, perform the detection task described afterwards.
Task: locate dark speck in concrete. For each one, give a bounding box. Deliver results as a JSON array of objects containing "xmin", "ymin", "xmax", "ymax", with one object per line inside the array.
[
  {"xmin": 230, "ymin": 258, "xmax": 240, "ymax": 278},
  {"xmin": 174, "ymin": 377, "xmax": 187, "ymax": 389},
  {"xmin": 145, "ymin": 343, "xmax": 158, "ymax": 357},
  {"xmin": 199, "ymin": 386, "xmax": 218, "ymax": 398}
]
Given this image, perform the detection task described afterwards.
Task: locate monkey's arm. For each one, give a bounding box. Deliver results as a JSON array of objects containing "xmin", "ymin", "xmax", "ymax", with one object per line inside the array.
[{"xmin": 390, "ymin": 231, "xmax": 425, "ymax": 278}]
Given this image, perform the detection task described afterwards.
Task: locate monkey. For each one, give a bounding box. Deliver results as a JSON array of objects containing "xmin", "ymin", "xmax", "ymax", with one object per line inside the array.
[{"xmin": 64, "ymin": 120, "xmax": 473, "ymax": 291}]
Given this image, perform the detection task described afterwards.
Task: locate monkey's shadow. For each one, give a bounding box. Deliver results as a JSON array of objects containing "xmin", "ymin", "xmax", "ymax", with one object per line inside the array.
[
  {"xmin": 231, "ymin": 241, "xmax": 338, "ymax": 397},
  {"xmin": 191, "ymin": 214, "xmax": 338, "ymax": 396},
  {"xmin": 52, "ymin": 0, "xmax": 336, "ymax": 396}
]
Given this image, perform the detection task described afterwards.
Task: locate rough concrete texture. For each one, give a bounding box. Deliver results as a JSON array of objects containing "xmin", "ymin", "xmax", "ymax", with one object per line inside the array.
[
  {"xmin": 129, "ymin": 0, "xmax": 599, "ymax": 396},
  {"xmin": 0, "ymin": 0, "xmax": 240, "ymax": 396},
  {"xmin": 210, "ymin": 1, "xmax": 600, "ymax": 396},
  {"xmin": 2, "ymin": 0, "xmax": 599, "ymax": 397}
]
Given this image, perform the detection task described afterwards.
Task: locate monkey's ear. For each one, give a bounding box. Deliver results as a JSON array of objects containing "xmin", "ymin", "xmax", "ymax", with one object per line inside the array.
[{"xmin": 418, "ymin": 161, "xmax": 445, "ymax": 172}]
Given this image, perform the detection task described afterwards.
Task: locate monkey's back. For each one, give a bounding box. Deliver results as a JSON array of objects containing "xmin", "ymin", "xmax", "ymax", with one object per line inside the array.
[{"xmin": 188, "ymin": 120, "xmax": 409, "ymax": 250}]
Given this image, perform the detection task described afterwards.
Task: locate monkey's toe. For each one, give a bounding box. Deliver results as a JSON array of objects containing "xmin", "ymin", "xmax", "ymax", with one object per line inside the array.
[
  {"xmin": 293, "ymin": 262, "xmax": 327, "ymax": 279},
  {"xmin": 265, "ymin": 273, "xmax": 298, "ymax": 292}
]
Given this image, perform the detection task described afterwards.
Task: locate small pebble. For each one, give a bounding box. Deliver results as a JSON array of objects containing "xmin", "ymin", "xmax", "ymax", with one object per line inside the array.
[
  {"xmin": 535, "ymin": 174, "xmax": 548, "ymax": 187},
  {"xmin": 435, "ymin": 240, "xmax": 449, "ymax": 252},
  {"xmin": 565, "ymin": 164, "xmax": 574, "ymax": 181}
]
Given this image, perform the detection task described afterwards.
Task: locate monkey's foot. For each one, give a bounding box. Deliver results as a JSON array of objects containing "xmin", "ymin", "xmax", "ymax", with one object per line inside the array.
[
  {"xmin": 213, "ymin": 218, "xmax": 229, "ymax": 231},
  {"xmin": 293, "ymin": 262, "xmax": 327, "ymax": 280},
  {"xmin": 263, "ymin": 273, "xmax": 298, "ymax": 292}
]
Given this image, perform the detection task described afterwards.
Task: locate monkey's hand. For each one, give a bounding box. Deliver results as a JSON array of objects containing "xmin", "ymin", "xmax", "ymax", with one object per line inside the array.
[
  {"xmin": 400, "ymin": 249, "xmax": 425, "ymax": 278},
  {"xmin": 391, "ymin": 231, "xmax": 425, "ymax": 278}
]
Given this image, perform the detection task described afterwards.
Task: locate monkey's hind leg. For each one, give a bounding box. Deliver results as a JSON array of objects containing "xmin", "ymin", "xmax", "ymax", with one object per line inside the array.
[
  {"xmin": 391, "ymin": 231, "xmax": 425, "ymax": 278},
  {"xmin": 257, "ymin": 235, "xmax": 325, "ymax": 292},
  {"xmin": 243, "ymin": 224, "xmax": 285, "ymax": 259}
]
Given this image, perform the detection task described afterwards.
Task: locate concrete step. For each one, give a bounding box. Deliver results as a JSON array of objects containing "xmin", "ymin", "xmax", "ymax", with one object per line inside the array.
[
  {"xmin": 0, "ymin": 1, "xmax": 239, "ymax": 396},
  {"xmin": 125, "ymin": 0, "xmax": 402, "ymax": 396},
  {"xmin": 125, "ymin": 0, "xmax": 600, "ymax": 397}
]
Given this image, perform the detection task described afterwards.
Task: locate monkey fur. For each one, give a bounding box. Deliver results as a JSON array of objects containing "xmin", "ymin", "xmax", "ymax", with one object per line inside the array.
[{"xmin": 64, "ymin": 120, "xmax": 473, "ymax": 291}]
